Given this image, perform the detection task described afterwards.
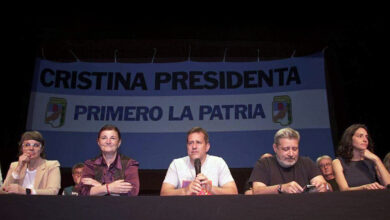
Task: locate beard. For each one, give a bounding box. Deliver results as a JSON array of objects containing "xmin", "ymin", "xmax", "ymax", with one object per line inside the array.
[{"xmin": 276, "ymin": 154, "xmax": 298, "ymax": 168}]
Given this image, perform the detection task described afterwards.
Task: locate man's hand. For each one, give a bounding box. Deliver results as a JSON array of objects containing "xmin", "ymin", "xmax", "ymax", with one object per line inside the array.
[
  {"xmin": 196, "ymin": 173, "xmax": 212, "ymax": 193},
  {"xmin": 184, "ymin": 177, "xmax": 203, "ymax": 195},
  {"xmin": 280, "ymin": 181, "xmax": 303, "ymax": 193},
  {"xmin": 311, "ymin": 182, "xmax": 329, "ymax": 192}
]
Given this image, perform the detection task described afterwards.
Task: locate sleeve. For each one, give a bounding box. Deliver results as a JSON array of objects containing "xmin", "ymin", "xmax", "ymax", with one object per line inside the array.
[
  {"xmin": 77, "ymin": 160, "xmax": 96, "ymax": 196},
  {"xmin": 35, "ymin": 160, "xmax": 61, "ymax": 195},
  {"xmin": 248, "ymin": 158, "xmax": 269, "ymax": 185},
  {"xmin": 218, "ymin": 158, "xmax": 234, "ymax": 187},
  {"xmin": 162, "ymin": 160, "xmax": 179, "ymax": 188},
  {"xmin": 0, "ymin": 162, "xmax": 19, "ymax": 193},
  {"xmin": 125, "ymin": 159, "xmax": 140, "ymax": 196}
]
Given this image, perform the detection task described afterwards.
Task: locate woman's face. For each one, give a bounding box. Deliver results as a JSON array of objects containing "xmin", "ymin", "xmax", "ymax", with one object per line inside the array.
[
  {"xmin": 97, "ymin": 130, "xmax": 121, "ymax": 154},
  {"xmin": 22, "ymin": 139, "xmax": 42, "ymax": 160},
  {"xmin": 352, "ymin": 128, "xmax": 369, "ymax": 151}
]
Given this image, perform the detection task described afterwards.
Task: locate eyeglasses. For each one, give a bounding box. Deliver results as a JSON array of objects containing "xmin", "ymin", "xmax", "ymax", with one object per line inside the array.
[
  {"xmin": 23, "ymin": 143, "xmax": 41, "ymax": 148},
  {"xmin": 319, "ymin": 163, "xmax": 332, "ymax": 169}
]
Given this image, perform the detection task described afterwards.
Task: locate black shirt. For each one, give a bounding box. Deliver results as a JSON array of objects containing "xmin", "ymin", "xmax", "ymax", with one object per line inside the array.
[
  {"xmin": 338, "ymin": 157, "xmax": 377, "ymax": 187},
  {"xmin": 249, "ymin": 156, "xmax": 321, "ymax": 187}
]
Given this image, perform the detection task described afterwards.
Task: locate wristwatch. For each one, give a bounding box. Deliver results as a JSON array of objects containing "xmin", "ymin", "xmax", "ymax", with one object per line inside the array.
[
  {"xmin": 277, "ymin": 184, "xmax": 283, "ymax": 194},
  {"xmin": 26, "ymin": 188, "xmax": 31, "ymax": 195}
]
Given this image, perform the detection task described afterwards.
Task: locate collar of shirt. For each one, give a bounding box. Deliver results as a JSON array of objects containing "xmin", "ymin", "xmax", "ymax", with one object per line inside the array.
[{"xmin": 93, "ymin": 153, "xmax": 123, "ymax": 170}]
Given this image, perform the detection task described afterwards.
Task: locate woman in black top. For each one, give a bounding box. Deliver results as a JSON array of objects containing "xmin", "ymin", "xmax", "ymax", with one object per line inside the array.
[{"xmin": 332, "ymin": 124, "xmax": 390, "ymax": 191}]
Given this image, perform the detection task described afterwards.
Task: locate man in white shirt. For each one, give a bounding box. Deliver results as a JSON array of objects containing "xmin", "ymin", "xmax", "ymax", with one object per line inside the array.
[{"xmin": 160, "ymin": 127, "xmax": 238, "ymax": 196}]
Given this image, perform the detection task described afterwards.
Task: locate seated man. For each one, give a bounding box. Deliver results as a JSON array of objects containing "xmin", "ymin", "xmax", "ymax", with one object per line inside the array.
[
  {"xmin": 160, "ymin": 127, "xmax": 238, "ymax": 196},
  {"xmin": 316, "ymin": 155, "xmax": 339, "ymax": 191},
  {"xmin": 63, "ymin": 163, "xmax": 84, "ymax": 195},
  {"xmin": 249, "ymin": 127, "xmax": 329, "ymax": 194},
  {"xmin": 244, "ymin": 153, "xmax": 273, "ymax": 195}
]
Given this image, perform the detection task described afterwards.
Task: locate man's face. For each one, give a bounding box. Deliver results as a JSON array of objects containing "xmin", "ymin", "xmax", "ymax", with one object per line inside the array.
[
  {"xmin": 72, "ymin": 167, "xmax": 83, "ymax": 184},
  {"xmin": 273, "ymin": 138, "xmax": 299, "ymax": 168},
  {"xmin": 318, "ymin": 158, "xmax": 333, "ymax": 178},
  {"xmin": 187, "ymin": 132, "xmax": 210, "ymax": 163}
]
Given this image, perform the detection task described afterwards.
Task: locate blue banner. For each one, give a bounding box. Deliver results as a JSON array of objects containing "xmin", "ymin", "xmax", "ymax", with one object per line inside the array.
[{"xmin": 27, "ymin": 54, "xmax": 334, "ymax": 168}]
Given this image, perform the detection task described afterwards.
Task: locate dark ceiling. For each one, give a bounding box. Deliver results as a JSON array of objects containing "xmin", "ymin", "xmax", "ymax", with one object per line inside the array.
[{"xmin": 10, "ymin": 7, "xmax": 385, "ymax": 62}]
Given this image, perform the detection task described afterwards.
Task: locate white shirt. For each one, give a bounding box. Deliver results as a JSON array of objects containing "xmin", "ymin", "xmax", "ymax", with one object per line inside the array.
[
  {"xmin": 163, "ymin": 155, "xmax": 234, "ymax": 188},
  {"xmin": 12, "ymin": 168, "xmax": 37, "ymax": 194},
  {"xmin": 22, "ymin": 168, "xmax": 37, "ymax": 190}
]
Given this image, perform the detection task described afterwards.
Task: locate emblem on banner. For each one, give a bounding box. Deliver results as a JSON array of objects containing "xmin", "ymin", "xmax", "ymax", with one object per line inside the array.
[
  {"xmin": 45, "ymin": 97, "xmax": 67, "ymax": 128},
  {"xmin": 272, "ymin": 95, "xmax": 292, "ymax": 126}
]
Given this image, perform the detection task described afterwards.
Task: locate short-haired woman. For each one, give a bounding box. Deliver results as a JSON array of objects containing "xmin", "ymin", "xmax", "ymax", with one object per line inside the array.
[
  {"xmin": 1, "ymin": 131, "xmax": 61, "ymax": 195},
  {"xmin": 78, "ymin": 124, "xmax": 140, "ymax": 196}
]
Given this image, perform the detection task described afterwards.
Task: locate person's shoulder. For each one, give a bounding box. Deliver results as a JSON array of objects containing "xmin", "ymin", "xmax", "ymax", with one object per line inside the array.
[
  {"xmin": 207, "ymin": 155, "xmax": 229, "ymax": 165},
  {"xmin": 45, "ymin": 159, "xmax": 60, "ymax": 167},
  {"xmin": 166, "ymin": 156, "xmax": 188, "ymax": 170},
  {"xmin": 298, "ymin": 156, "xmax": 315, "ymax": 163},
  {"xmin": 262, "ymin": 156, "xmax": 276, "ymax": 162},
  {"xmin": 10, "ymin": 161, "xmax": 19, "ymax": 168},
  {"xmin": 257, "ymin": 155, "xmax": 276, "ymax": 165},
  {"xmin": 297, "ymin": 156, "xmax": 317, "ymax": 167},
  {"xmin": 84, "ymin": 155, "xmax": 101, "ymax": 166},
  {"xmin": 128, "ymin": 158, "xmax": 139, "ymax": 166},
  {"xmin": 208, "ymin": 155, "xmax": 224, "ymax": 161},
  {"xmin": 172, "ymin": 156, "xmax": 188, "ymax": 164},
  {"xmin": 298, "ymin": 156, "xmax": 312, "ymax": 161},
  {"xmin": 334, "ymin": 157, "xmax": 345, "ymax": 165},
  {"xmin": 119, "ymin": 154, "xmax": 139, "ymax": 166}
]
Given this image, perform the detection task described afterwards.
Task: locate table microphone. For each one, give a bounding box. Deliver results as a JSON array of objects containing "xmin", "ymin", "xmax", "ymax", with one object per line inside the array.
[
  {"xmin": 194, "ymin": 158, "xmax": 210, "ymax": 195},
  {"xmin": 194, "ymin": 158, "xmax": 201, "ymax": 176}
]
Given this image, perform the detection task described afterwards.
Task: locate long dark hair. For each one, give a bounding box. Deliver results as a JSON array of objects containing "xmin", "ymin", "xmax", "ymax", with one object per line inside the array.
[{"xmin": 337, "ymin": 124, "xmax": 374, "ymax": 161}]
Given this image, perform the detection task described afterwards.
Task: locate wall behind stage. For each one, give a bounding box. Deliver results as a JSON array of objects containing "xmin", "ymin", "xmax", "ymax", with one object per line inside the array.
[{"xmin": 26, "ymin": 53, "xmax": 333, "ymax": 169}]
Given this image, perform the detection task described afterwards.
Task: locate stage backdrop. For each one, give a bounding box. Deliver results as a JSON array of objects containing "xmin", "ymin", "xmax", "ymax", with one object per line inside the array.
[{"xmin": 26, "ymin": 53, "xmax": 334, "ymax": 169}]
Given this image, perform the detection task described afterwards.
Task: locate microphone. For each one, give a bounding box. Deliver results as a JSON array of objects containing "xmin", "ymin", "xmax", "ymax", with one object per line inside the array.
[{"xmin": 194, "ymin": 158, "xmax": 201, "ymax": 176}]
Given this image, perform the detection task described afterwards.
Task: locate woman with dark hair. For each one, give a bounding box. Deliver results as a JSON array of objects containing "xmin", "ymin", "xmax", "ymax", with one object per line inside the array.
[
  {"xmin": 78, "ymin": 124, "xmax": 140, "ymax": 196},
  {"xmin": 332, "ymin": 124, "xmax": 390, "ymax": 191},
  {"xmin": 1, "ymin": 131, "xmax": 61, "ymax": 195}
]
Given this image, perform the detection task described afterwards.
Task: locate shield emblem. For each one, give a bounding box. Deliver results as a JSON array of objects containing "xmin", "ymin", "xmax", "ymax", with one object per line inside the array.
[
  {"xmin": 272, "ymin": 95, "xmax": 292, "ymax": 126},
  {"xmin": 45, "ymin": 97, "xmax": 67, "ymax": 128}
]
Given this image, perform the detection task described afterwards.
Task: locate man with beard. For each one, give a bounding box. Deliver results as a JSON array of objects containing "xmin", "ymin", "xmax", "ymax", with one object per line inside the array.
[{"xmin": 249, "ymin": 128, "xmax": 328, "ymax": 194}]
